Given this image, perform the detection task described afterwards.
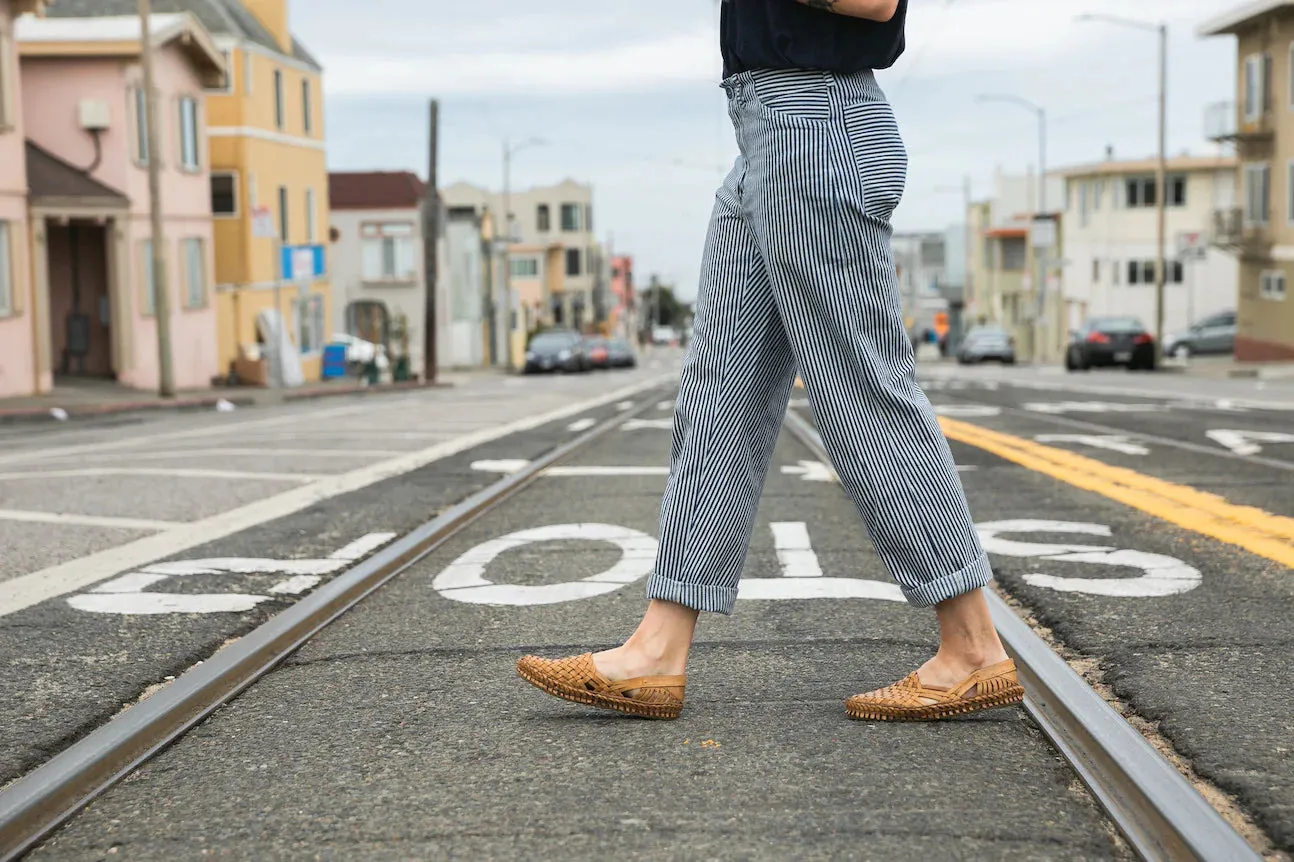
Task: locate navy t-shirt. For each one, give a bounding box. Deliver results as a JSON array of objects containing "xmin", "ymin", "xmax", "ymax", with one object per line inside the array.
[{"xmin": 721, "ymin": 0, "xmax": 908, "ymax": 78}]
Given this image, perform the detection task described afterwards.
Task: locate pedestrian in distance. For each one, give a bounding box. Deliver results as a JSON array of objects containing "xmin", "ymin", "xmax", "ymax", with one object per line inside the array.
[{"xmin": 518, "ymin": 0, "xmax": 1023, "ymax": 722}]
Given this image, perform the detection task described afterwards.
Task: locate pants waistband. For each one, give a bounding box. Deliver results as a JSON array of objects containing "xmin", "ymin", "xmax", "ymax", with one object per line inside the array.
[{"xmin": 721, "ymin": 68, "xmax": 883, "ymax": 102}]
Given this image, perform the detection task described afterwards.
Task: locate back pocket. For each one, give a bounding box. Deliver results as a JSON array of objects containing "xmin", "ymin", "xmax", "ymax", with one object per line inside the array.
[{"xmin": 842, "ymin": 101, "xmax": 907, "ymax": 222}]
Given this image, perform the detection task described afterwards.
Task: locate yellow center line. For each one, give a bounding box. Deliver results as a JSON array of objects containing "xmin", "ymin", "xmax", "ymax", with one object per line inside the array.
[{"xmin": 939, "ymin": 416, "xmax": 1294, "ymax": 569}]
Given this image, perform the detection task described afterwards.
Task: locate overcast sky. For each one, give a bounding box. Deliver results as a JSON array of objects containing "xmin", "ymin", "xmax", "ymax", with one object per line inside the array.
[{"xmin": 297, "ymin": 0, "xmax": 1238, "ymax": 301}]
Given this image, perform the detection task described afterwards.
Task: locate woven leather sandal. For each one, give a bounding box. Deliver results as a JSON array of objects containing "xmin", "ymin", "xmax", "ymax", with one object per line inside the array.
[
  {"xmin": 845, "ymin": 659, "xmax": 1025, "ymax": 721},
  {"xmin": 516, "ymin": 653, "xmax": 685, "ymax": 720}
]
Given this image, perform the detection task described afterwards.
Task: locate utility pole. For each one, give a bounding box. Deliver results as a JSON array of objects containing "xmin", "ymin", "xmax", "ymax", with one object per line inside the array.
[
  {"xmin": 423, "ymin": 100, "xmax": 439, "ymax": 384},
  {"xmin": 502, "ymin": 138, "xmax": 513, "ymax": 368},
  {"xmin": 1154, "ymin": 22, "xmax": 1168, "ymax": 350},
  {"xmin": 139, "ymin": 0, "xmax": 174, "ymax": 397}
]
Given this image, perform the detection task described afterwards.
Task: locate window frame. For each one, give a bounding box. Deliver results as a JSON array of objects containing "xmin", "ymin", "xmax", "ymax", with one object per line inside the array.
[
  {"xmin": 565, "ymin": 246, "xmax": 581, "ymax": 276},
  {"xmin": 210, "ymin": 171, "xmax": 239, "ymax": 218},
  {"xmin": 182, "ymin": 237, "xmax": 207, "ymax": 309},
  {"xmin": 295, "ymin": 292, "xmax": 326, "ymax": 354},
  {"xmin": 1244, "ymin": 162, "xmax": 1271, "ymax": 226},
  {"xmin": 305, "ymin": 188, "xmax": 316, "ymax": 244},
  {"xmin": 1245, "ymin": 53, "xmax": 1265, "ymax": 121},
  {"xmin": 0, "ymin": 27, "xmax": 15, "ymax": 130},
  {"xmin": 178, "ymin": 95, "xmax": 200, "ymax": 172},
  {"xmin": 1260, "ymin": 270, "xmax": 1288, "ymax": 301},
  {"xmin": 273, "ymin": 68, "xmax": 285, "ymax": 130},
  {"xmin": 560, "ymin": 203, "xmax": 583, "ymax": 233},
  {"xmin": 536, "ymin": 204, "xmax": 551, "ymax": 233},
  {"xmin": 139, "ymin": 238, "xmax": 160, "ymax": 317},
  {"xmin": 0, "ymin": 220, "xmax": 12, "ymax": 318},
  {"xmin": 301, "ymin": 78, "xmax": 312, "ymax": 135},
  {"xmin": 360, "ymin": 221, "xmax": 417, "ymax": 283},
  {"xmin": 133, "ymin": 86, "xmax": 150, "ymax": 166},
  {"xmin": 278, "ymin": 185, "xmax": 289, "ymax": 243},
  {"xmin": 509, "ymin": 256, "xmax": 540, "ymax": 278}
]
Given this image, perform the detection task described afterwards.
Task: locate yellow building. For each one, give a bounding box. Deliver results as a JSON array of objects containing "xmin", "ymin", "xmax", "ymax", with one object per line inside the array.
[{"xmin": 49, "ymin": 0, "xmax": 331, "ymax": 380}]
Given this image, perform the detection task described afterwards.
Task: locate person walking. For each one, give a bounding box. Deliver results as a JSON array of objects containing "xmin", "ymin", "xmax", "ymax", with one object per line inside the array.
[{"xmin": 517, "ymin": 0, "xmax": 1023, "ymax": 722}]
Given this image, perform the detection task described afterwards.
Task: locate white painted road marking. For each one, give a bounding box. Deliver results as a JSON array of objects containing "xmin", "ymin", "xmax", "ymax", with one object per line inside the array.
[
  {"xmin": 657, "ymin": 400, "xmax": 673, "ymax": 411},
  {"xmin": 0, "ymin": 509, "xmax": 181, "ymax": 531},
  {"xmin": 1024, "ymin": 401, "xmax": 1164, "ymax": 415},
  {"xmin": 471, "ymin": 460, "xmax": 669, "ymax": 477},
  {"xmin": 1206, "ymin": 429, "xmax": 1294, "ymax": 457},
  {"xmin": 66, "ymin": 532, "xmax": 397, "ymax": 615},
  {"xmin": 781, "ymin": 461, "xmax": 836, "ymax": 482},
  {"xmin": 1, "ymin": 373, "xmax": 676, "ymax": 618},
  {"xmin": 0, "ymin": 467, "xmax": 325, "ymax": 483},
  {"xmin": 1034, "ymin": 435, "xmax": 1151, "ymax": 456},
  {"xmin": 771, "ymin": 522, "xmax": 823, "ymax": 577},
  {"xmin": 622, "ymin": 418, "xmax": 672, "ymax": 431},
  {"xmin": 617, "ymin": 401, "xmax": 635, "ymax": 411},
  {"xmin": 933, "ymin": 404, "xmax": 1002, "ymax": 418},
  {"xmin": 567, "ymin": 418, "xmax": 597, "ymax": 432}
]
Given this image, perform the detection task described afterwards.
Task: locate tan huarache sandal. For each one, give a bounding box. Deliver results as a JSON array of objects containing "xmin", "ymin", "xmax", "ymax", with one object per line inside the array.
[
  {"xmin": 845, "ymin": 659, "xmax": 1025, "ymax": 721},
  {"xmin": 516, "ymin": 653, "xmax": 685, "ymax": 720}
]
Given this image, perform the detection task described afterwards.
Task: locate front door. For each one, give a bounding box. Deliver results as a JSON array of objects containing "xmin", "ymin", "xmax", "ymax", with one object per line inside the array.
[{"xmin": 47, "ymin": 222, "xmax": 114, "ymax": 378}]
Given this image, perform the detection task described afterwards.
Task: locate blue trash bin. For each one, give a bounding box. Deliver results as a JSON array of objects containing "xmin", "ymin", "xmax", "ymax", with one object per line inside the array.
[{"xmin": 321, "ymin": 343, "xmax": 347, "ymax": 380}]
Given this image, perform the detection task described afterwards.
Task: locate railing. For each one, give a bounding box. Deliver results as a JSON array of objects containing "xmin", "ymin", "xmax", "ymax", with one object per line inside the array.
[
  {"xmin": 1211, "ymin": 207, "xmax": 1270, "ymax": 252},
  {"xmin": 1205, "ymin": 100, "xmax": 1273, "ymax": 142}
]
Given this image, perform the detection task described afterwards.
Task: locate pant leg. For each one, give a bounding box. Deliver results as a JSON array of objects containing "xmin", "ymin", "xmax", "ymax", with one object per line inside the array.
[
  {"xmin": 645, "ymin": 159, "xmax": 798, "ymax": 616},
  {"xmin": 742, "ymin": 69, "xmax": 992, "ymax": 608}
]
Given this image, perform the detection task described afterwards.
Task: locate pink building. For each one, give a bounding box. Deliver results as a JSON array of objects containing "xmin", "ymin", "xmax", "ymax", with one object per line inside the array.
[
  {"xmin": 609, "ymin": 254, "xmax": 636, "ymax": 341},
  {"xmin": 0, "ymin": 0, "xmax": 43, "ymax": 399},
  {"xmin": 3, "ymin": 12, "xmax": 224, "ymax": 396}
]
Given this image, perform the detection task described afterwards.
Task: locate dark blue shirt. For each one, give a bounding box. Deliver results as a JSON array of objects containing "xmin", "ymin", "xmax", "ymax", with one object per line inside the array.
[{"xmin": 721, "ymin": 0, "xmax": 907, "ymax": 78}]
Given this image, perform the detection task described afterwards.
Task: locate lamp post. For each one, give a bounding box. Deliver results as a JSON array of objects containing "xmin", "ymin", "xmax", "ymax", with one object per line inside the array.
[
  {"xmin": 935, "ymin": 175, "xmax": 973, "ymax": 353},
  {"xmin": 977, "ymin": 94, "xmax": 1049, "ymax": 362},
  {"xmin": 1077, "ymin": 14, "xmax": 1168, "ymax": 349},
  {"xmin": 501, "ymin": 136, "xmax": 546, "ymax": 369}
]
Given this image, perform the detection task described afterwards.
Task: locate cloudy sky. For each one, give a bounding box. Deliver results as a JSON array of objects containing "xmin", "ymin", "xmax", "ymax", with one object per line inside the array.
[{"xmin": 297, "ymin": 0, "xmax": 1238, "ymax": 301}]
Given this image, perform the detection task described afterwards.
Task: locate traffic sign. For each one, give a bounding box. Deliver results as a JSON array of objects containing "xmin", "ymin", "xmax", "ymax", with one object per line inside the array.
[
  {"xmin": 1176, "ymin": 231, "xmax": 1208, "ymax": 261},
  {"xmin": 251, "ymin": 205, "xmax": 275, "ymax": 238}
]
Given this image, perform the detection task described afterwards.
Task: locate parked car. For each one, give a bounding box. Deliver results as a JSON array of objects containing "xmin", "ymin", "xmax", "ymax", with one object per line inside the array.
[
  {"xmin": 1164, "ymin": 310, "xmax": 1236, "ymax": 360},
  {"xmin": 1065, "ymin": 316, "xmax": 1157, "ymax": 372},
  {"xmin": 607, "ymin": 338, "xmax": 637, "ymax": 368},
  {"xmin": 650, "ymin": 326, "xmax": 677, "ymax": 346},
  {"xmin": 524, "ymin": 330, "xmax": 588, "ymax": 374},
  {"xmin": 584, "ymin": 336, "xmax": 611, "ymax": 370},
  {"xmin": 956, "ymin": 326, "xmax": 1016, "ymax": 365}
]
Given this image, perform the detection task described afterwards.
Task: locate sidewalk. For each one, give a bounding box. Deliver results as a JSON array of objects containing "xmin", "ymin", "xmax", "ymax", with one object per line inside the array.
[{"xmin": 0, "ymin": 375, "xmax": 462, "ymax": 425}]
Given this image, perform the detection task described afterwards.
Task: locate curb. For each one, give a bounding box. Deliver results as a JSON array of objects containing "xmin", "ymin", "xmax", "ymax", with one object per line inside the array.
[{"xmin": 0, "ymin": 380, "xmax": 453, "ymax": 427}]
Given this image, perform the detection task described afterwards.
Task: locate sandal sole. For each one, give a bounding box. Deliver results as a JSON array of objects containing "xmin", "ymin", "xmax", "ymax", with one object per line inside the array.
[
  {"xmin": 516, "ymin": 663, "xmax": 682, "ymax": 720},
  {"xmin": 845, "ymin": 685, "xmax": 1026, "ymax": 722}
]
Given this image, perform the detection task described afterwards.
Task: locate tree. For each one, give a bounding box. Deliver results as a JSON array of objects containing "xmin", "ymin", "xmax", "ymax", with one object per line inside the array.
[{"xmin": 640, "ymin": 276, "xmax": 683, "ymax": 330}]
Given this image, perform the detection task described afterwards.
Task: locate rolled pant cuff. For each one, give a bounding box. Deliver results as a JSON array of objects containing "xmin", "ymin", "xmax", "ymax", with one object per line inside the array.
[
  {"xmin": 900, "ymin": 553, "xmax": 994, "ymax": 608},
  {"xmin": 646, "ymin": 572, "xmax": 739, "ymax": 615}
]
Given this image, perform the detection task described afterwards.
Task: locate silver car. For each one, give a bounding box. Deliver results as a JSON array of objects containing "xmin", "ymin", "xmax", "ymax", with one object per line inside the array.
[
  {"xmin": 1164, "ymin": 310, "xmax": 1236, "ymax": 360},
  {"xmin": 957, "ymin": 326, "xmax": 1016, "ymax": 365}
]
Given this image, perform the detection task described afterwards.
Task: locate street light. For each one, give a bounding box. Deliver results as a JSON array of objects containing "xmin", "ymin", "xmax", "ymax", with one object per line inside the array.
[
  {"xmin": 935, "ymin": 176, "xmax": 973, "ymax": 350},
  {"xmin": 501, "ymin": 136, "xmax": 546, "ymax": 369},
  {"xmin": 977, "ymin": 93, "xmax": 1050, "ymax": 361},
  {"xmin": 1077, "ymin": 13, "xmax": 1169, "ymax": 349}
]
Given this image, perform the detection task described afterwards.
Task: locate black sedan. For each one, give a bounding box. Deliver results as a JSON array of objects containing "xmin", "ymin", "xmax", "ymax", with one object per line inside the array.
[
  {"xmin": 1065, "ymin": 316, "xmax": 1157, "ymax": 372},
  {"xmin": 607, "ymin": 338, "xmax": 637, "ymax": 368},
  {"xmin": 957, "ymin": 326, "xmax": 1016, "ymax": 365},
  {"xmin": 523, "ymin": 330, "xmax": 588, "ymax": 374}
]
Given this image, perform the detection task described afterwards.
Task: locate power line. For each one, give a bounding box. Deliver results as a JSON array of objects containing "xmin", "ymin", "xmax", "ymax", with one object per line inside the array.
[{"xmin": 890, "ymin": 0, "xmax": 959, "ymax": 98}]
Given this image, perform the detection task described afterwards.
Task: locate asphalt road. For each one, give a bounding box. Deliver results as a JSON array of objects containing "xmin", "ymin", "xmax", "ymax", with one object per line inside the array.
[
  {"xmin": 0, "ymin": 360, "xmax": 674, "ymax": 788},
  {"xmin": 30, "ymin": 400, "xmax": 1123, "ymax": 861}
]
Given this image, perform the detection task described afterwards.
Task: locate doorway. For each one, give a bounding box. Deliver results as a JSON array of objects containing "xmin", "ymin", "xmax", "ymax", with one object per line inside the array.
[{"xmin": 47, "ymin": 221, "xmax": 114, "ymax": 379}]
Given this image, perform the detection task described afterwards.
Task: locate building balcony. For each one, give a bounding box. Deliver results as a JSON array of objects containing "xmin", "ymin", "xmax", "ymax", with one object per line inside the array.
[
  {"xmin": 1206, "ymin": 101, "xmax": 1274, "ymax": 157},
  {"xmin": 1211, "ymin": 207, "xmax": 1272, "ymax": 256}
]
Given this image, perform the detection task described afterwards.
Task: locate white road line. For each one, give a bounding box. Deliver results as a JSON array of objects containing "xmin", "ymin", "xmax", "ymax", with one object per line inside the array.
[
  {"xmin": 567, "ymin": 418, "xmax": 597, "ymax": 432},
  {"xmin": 617, "ymin": 401, "xmax": 635, "ymax": 411},
  {"xmin": 35, "ymin": 448, "xmax": 405, "ymax": 465},
  {"xmin": 0, "ymin": 509, "xmax": 180, "ymax": 531},
  {"xmin": 548, "ymin": 466, "xmax": 670, "ymax": 476},
  {"xmin": 0, "ymin": 372, "xmax": 676, "ymax": 617},
  {"xmin": 0, "ymin": 468, "xmax": 325, "ymax": 483},
  {"xmin": 0, "ymin": 402, "xmax": 384, "ymax": 467},
  {"xmin": 623, "ymin": 418, "xmax": 672, "ymax": 431},
  {"xmin": 268, "ymin": 575, "xmax": 322, "ymax": 595},
  {"xmin": 330, "ymin": 532, "xmax": 398, "ymax": 561}
]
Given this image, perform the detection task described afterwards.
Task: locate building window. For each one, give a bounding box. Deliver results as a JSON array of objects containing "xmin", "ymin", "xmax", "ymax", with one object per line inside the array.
[
  {"xmin": 361, "ymin": 222, "xmax": 416, "ymax": 281},
  {"xmin": 305, "ymin": 188, "xmax": 316, "ymax": 243},
  {"xmin": 0, "ymin": 30, "xmax": 13, "ymax": 129},
  {"xmin": 1127, "ymin": 260, "xmax": 1155, "ymax": 285},
  {"xmin": 1260, "ymin": 270, "xmax": 1287, "ymax": 301},
  {"xmin": 565, "ymin": 247, "xmax": 581, "ymax": 276},
  {"xmin": 182, "ymin": 237, "xmax": 206, "ymax": 308},
  {"xmin": 1244, "ymin": 163, "xmax": 1271, "ymax": 225},
  {"xmin": 536, "ymin": 204, "xmax": 550, "ymax": 232},
  {"xmin": 1111, "ymin": 260, "xmax": 1120, "ymax": 285},
  {"xmin": 1168, "ymin": 174, "xmax": 1187, "ymax": 207},
  {"xmin": 1093, "ymin": 180, "xmax": 1103, "ymax": 211},
  {"xmin": 140, "ymin": 239, "xmax": 159, "ymax": 316},
  {"xmin": 1000, "ymin": 238, "xmax": 1025, "ymax": 271},
  {"xmin": 1125, "ymin": 177, "xmax": 1156, "ymax": 208},
  {"xmin": 1245, "ymin": 54, "xmax": 1271, "ymax": 121},
  {"xmin": 1169, "ymin": 260, "xmax": 1184, "ymax": 284},
  {"xmin": 585, "ymin": 204, "xmax": 594, "ymax": 233},
  {"xmin": 211, "ymin": 172, "xmax": 238, "ymax": 217},
  {"xmin": 243, "ymin": 50, "xmax": 253, "ymax": 95},
  {"xmin": 295, "ymin": 293, "xmax": 325, "ymax": 353},
  {"xmin": 302, "ymin": 78, "xmax": 312, "ymax": 134},
  {"xmin": 133, "ymin": 86, "xmax": 150, "ymax": 164},
  {"xmin": 509, "ymin": 256, "xmax": 540, "ymax": 278},
  {"xmin": 1091, "ymin": 259, "xmax": 1100, "ymax": 283},
  {"xmin": 1287, "ymin": 160, "xmax": 1294, "ymax": 223},
  {"xmin": 278, "ymin": 185, "xmax": 289, "ymax": 242},
  {"xmin": 1079, "ymin": 183, "xmax": 1090, "ymax": 227},
  {"xmin": 179, "ymin": 96, "xmax": 200, "ymax": 171},
  {"xmin": 0, "ymin": 221, "xmax": 11, "ymax": 317},
  {"xmin": 560, "ymin": 203, "xmax": 583, "ymax": 232},
  {"xmin": 206, "ymin": 49, "xmax": 233, "ymax": 94},
  {"xmin": 273, "ymin": 69, "xmax": 285, "ymax": 130}
]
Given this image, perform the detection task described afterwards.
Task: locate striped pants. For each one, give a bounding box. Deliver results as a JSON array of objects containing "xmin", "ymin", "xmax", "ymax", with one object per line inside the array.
[{"xmin": 645, "ymin": 68, "xmax": 993, "ymax": 615}]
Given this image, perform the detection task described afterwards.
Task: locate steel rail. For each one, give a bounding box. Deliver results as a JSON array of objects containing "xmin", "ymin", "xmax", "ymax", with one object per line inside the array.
[
  {"xmin": 0, "ymin": 388, "xmax": 672, "ymax": 862},
  {"xmin": 780, "ymin": 407, "xmax": 1261, "ymax": 862}
]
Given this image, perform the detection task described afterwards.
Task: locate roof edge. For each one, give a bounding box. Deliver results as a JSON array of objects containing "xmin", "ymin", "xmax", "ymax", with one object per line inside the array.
[{"xmin": 1198, "ymin": 0, "xmax": 1293, "ymax": 36}]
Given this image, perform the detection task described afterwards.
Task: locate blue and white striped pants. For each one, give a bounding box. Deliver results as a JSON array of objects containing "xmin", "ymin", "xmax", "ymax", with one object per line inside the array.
[{"xmin": 645, "ymin": 68, "xmax": 993, "ymax": 615}]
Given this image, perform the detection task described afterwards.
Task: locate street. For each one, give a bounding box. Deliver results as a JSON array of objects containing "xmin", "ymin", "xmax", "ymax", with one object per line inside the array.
[{"xmin": 1, "ymin": 357, "xmax": 1290, "ymax": 859}]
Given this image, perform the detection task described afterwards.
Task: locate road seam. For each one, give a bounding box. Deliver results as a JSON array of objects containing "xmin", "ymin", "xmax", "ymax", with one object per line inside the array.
[{"xmin": 939, "ymin": 417, "xmax": 1294, "ymax": 568}]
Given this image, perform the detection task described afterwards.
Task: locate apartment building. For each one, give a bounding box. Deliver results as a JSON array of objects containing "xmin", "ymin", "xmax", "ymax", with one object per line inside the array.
[
  {"xmin": 1201, "ymin": 2, "xmax": 1294, "ymax": 361},
  {"xmin": 49, "ymin": 0, "xmax": 332, "ymax": 381},
  {"xmin": 5, "ymin": 11, "xmax": 225, "ymax": 397},
  {"xmin": 442, "ymin": 178, "xmax": 599, "ymax": 331},
  {"xmin": 1059, "ymin": 155, "xmax": 1238, "ymax": 337}
]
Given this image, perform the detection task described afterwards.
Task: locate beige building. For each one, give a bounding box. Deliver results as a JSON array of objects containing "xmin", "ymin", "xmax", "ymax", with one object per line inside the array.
[
  {"xmin": 1059, "ymin": 156, "xmax": 1238, "ymax": 338},
  {"xmin": 1201, "ymin": 2, "xmax": 1294, "ymax": 361}
]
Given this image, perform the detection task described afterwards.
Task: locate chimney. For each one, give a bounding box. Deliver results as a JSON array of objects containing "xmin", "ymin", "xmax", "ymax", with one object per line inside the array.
[
  {"xmin": 1105, "ymin": 144, "xmax": 1115, "ymax": 161},
  {"xmin": 240, "ymin": 0, "xmax": 292, "ymax": 54}
]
